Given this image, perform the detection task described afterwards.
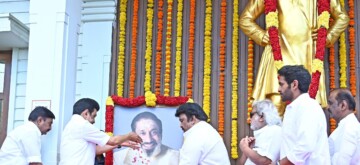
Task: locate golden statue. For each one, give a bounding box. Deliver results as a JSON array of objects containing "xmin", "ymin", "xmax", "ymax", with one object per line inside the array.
[{"xmin": 239, "ymin": 0, "xmax": 349, "ymax": 116}]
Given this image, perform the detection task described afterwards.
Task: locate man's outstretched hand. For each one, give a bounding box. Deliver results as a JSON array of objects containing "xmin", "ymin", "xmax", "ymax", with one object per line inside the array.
[
  {"xmin": 121, "ymin": 140, "xmax": 140, "ymax": 149},
  {"xmin": 126, "ymin": 132, "xmax": 143, "ymax": 144}
]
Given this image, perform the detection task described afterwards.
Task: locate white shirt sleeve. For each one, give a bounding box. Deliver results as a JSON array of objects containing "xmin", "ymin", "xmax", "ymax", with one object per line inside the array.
[
  {"xmin": 82, "ymin": 122, "xmax": 110, "ymax": 146},
  {"xmin": 287, "ymin": 109, "xmax": 321, "ymax": 164},
  {"xmin": 20, "ymin": 128, "xmax": 42, "ymax": 163},
  {"xmin": 257, "ymin": 127, "xmax": 281, "ymax": 162},
  {"xmin": 331, "ymin": 125, "xmax": 358, "ymax": 165},
  {"xmin": 179, "ymin": 138, "xmax": 202, "ymax": 165}
]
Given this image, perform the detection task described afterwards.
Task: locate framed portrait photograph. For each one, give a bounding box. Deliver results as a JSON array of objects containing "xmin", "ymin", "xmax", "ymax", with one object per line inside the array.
[{"xmin": 112, "ymin": 105, "xmax": 183, "ymax": 165}]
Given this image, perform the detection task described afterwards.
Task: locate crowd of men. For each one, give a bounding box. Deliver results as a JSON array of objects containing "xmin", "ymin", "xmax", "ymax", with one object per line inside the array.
[{"xmin": 0, "ymin": 65, "xmax": 359, "ymax": 165}]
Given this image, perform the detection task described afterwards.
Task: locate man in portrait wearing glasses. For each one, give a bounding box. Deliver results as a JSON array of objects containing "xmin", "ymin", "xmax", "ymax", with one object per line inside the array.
[{"xmin": 238, "ymin": 100, "xmax": 282, "ymax": 165}]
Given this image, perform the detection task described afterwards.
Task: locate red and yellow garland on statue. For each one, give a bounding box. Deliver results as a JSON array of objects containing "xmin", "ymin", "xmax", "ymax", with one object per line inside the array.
[{"xmin": 265, "ymin": 0, "xmax": 330, "ymax": 99}]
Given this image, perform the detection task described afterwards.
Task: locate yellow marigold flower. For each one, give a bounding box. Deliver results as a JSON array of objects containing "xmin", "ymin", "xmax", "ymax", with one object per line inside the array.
[
  {"xmin": 266, "ymin": 11, "xmax": 279, "ymax": 28},
  {"xmin": 274, "ymin": 60, "xmax": 283, "ymax": 70},
  {"xmin": 106, "ymin": 97, "xmax": 114, "ymax": 106},
  {"xmin": 318, "ymin": 11, "xmax": 330, "ymax": 29},
  {"xmin": 312, "ymin": 59, "xmax": 324, "ymax": 73}
]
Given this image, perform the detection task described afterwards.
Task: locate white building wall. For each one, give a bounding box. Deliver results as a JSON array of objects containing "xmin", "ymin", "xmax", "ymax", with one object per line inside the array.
[
  {"xmin": 0, "ymin": 0, "xmax": 30, "ymax": 26},
  {"xmin": 7, "ymin": 48, "xmax": 28, "ymax": 131},
  {"xmin": 77, "ymin": 0, "xmax": 116, "ymax": 130}
]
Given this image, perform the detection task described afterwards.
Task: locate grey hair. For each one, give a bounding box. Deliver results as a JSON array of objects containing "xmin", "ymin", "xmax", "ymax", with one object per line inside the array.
[{"xmin": 252, "ymin": 99, "xmax": 282, "ymax": 126}]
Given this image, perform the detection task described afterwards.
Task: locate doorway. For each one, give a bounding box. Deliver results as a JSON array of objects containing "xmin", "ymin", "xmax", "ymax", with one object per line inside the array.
[{"xmin": 0, "ymin": 51, "xmax": 11, "ymax": 147}]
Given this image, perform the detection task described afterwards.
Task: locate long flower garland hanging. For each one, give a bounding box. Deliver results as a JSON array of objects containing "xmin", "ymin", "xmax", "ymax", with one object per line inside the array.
[
  {"xmin": 230, "ymin": 0, "xmax": 239, "ymax": 159},
  {"xmin": 265, "ymin": 0, "xmax": 330, "ymax": 99},
  {"xmin": 202, "ymin": 0, "xmax": 212, "ymax": 119},
  {"xmin": 117, "ymin": 0, "xmax": 128, "ymax": 96},
  {"xmin": 155, "ymin": 0, "xmax": 164, "ymax": 95},
  {"xmin": 174, "ymin": 0, "xmax": 183, "ymax": 97},
  {"xmin": 186, "ymin": 0, "xmax": 196, "ymax": 98},
  {"xmin": 129, "ymin": 0, "xmax": 139, "ymax": 98},
  {"xmin": 348, "ymin": 0, "xmax": 356, "ymax": 96},
  {"xmin": 328, "ymin": 23, "xmax": 336, "ymax": 132},
  {"xmin": 247, "ymin": 39, "xmax": 254, "ymax": 123},
  {"xmin": 105, "ymin": 97, "xmax": 115, "ymax": 165},
  {"xmin": 164, "ymin": 0, "xmax": 173, "ymax": 96},
  {"xmin": 339, "ymin": 0, "xmax": 347, "ymax": 88},
  {"xmin": 217, "ymin": 0, "xmax": 226, "ymax": 137},
  {"xmin": 144, "ymin": 0, "xmax": 154, "ymax": 93}
]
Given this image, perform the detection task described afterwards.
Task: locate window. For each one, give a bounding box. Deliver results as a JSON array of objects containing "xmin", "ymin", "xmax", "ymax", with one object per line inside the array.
[{"xmin": 0, "ymin": 51, "xmax": 11, "ymax": 147}]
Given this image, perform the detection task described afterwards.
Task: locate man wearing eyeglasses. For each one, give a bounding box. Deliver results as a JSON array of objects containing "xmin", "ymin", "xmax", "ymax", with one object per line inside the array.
[{"xmin": 238, "ymin": 100, "xmax": 282, "ymax": 165}]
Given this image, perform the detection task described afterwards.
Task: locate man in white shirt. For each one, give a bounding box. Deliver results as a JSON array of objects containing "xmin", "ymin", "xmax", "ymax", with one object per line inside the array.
[
  {"xmin": 327, "ymin": 88, "xmax": 360, "ymax": 165},
  {"xmin": 0, "ymin": 106, "xmax": 55, "ymax": 165},
  {"xmin": 59, "ymin": 98, "xmax": 142, "ymax": 165},
  {"xmin": 175, "ymin": 103, "xmax": 230, "ymax": 165},
  {"xmin": 238, "ymin": 99, "xmax": 282, "ymax": 165},
  {"xmin": 277, "ymin": 65, "xmax": 330, "ymax": 165}
]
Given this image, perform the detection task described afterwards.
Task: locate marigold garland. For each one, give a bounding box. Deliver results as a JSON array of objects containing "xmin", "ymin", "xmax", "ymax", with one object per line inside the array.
[
  {"xmin": 202, "ymin": 0, "xmax": 212, "ymax": 120},
  {"xmin": 307, "ymin": 0, "xmax": 330, "ymax": 99},
  {"xmin": 145, "ymin": 91, "xmax": 157, "ymax": 106},
  {"xmin": 164, "ymin": 0, "xmax": 173, "ymax": 96},
  {"xmin": 247, "ymin": 39, "xmax": 254, "ymax": 124},
  {"xmin": 129, "ymin": 0, "xmax": 139, "ymax": 98},
  {"xmin": 105, "ymin": 97, "xmax": 115, "ymax": 165},
  {"xmin": 339, "ymin": 0, "xmax": 347, "ymax": 88},
  {"xmin": 155, "ymin": 0, "xmax": 164, "ymax": 96},
  {"xmin": 265, "ymin": 0, "xmax": 329, "ymax": 99},
  {"xmin": 217, "ymin": 0, "xmax": 226, "ymax": 137},
  {"xmin": 144, "ymin": 0, "xmax": 154, "ymax": 92},
  {"xmin": 264, "ymin": 0, "xmax": 283, "ymax": 70},
  {"xmin": 329, "ymin": 18, "xmax": 336, "ymax": 90},
  {"xmin": 348, "ymin": 0, "xmax": 356, "ymax": 96},
  {"xmin": 110, "ymin": 95, "xmax": 190, "ymax": 107},
  {"xmin": 117, "ymin": 0, "xmax": 128, "ymax": 97},
  {"xmin": 328, "ymin": 18, "xmax": 337, "ymax": 132},
  {"xmin": 186, "ymin": 0, "xmax": 196, "ymax": 98},
  {"xmin": 231, "ymin": 0, "xmax": 239, "ymax": 159},
  {"xmin": 174, "ymin": 0, "xmax": 183, "ymax": 96}
]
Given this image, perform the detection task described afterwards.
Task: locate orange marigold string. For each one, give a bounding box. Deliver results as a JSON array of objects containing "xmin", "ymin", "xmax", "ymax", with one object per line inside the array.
[
  {"xmin": 217, "ymin": 0, "xmax": 226, "ymax": 137},
  {"xmin": 186, "ymin": 0, "xmax": 195, "ymax": 98},
  {"xmin": 348, "ymin": 0, "xmax": 356, "ymax": 97},
  {"xmin": 328, "ymin": 18, "xmax": 336, "ymax": 132},
  {"xmin": 247, "ymin": 38, "xmax": 254, "ymax": 123},
  {"xmin": 164, "ymin": 0, "xmax": 173, "ymax": 96},
  {"xmin": 155, "ymin": 0, "xmax": 164, "ymax": 95},
  {"xmin": 129, "ymin": 0, "xmax": 139, "ymax": 98}
]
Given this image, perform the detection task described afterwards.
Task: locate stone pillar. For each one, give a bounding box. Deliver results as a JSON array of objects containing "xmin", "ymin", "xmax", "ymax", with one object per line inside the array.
[{"xmin": 25, "ymin": 0, "xmax": 81, "ymax": 164}]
